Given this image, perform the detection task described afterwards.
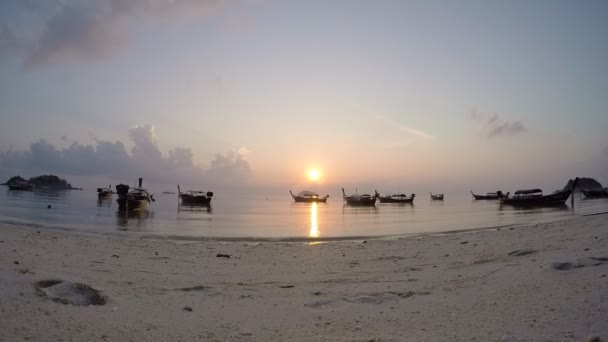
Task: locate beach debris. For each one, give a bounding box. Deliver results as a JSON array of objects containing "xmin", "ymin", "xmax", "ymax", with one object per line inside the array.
[
  {"xmin": 312, "ymin": 291, "xmax": 322, "ymax": 296},
  {"xmin": 508, "ymin": 249, "xmax": 537, "ymax": 257},
  {"xmin": 34, "ymin": 279, "xmax": 106, "ymax": 306},
  {"xmin": 551, "ymin": 262, "xmax": 579, "ymax": 271},
  {"xmin": 362, "ymin": 240, "xmax": 368, "ymax": 244},
  {"xmin": 111, "ymin": 254, "xmax": 119, "ymax": 258},
  {"xmin": 280, "ymin": 285, "xmax": 295, "ymax": 288},
  {"xmin": 176, "ymin": 285, "xmax": 207, "ymax": 292},
  {"xmin": 47, "ymin": 205, "xmax": 51, "ymax": 209},
  {"xmin": 17, "ymin": 268, "xmax": 33, "ymax": 274},
  {"xmin": 14, "ymin": 260, "xmax": 19, "ymax": 265},
  {"xmin": 183, "ymin": 306, "xmax": 193, "ymax": 312},
  {"xmin": 584, "ymin": 248, "xmax": 590, "ymax": 251},
  {"xmin": 460, "ymin": 241, "xmax": 469, "ymax": 245},
  {"xmin": 586, "ymin": 336, "xmax": 601, "ymax": 342},
  {"xmin": 216, "ymin": 254, "xmax": 231, "ymax": 258}
]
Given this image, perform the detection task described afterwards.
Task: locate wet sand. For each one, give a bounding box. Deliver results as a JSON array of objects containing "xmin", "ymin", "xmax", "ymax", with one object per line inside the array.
[{"xmin": 1, "ymin": 214, "xmax": 607, "ymax": 341}]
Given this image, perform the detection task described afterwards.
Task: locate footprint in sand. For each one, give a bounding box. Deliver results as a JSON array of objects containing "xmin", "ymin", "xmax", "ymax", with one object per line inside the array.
[{"xmin": 34, "ymin": 279, "xmax": 106, "ymax": 306}]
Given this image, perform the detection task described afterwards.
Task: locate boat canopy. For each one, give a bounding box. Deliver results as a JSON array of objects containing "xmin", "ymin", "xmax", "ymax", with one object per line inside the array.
[
  {"xmin": 514, "ymin": 189, "xmax": 542, "ymax": 195},
  {"xmin": 297, "ymin": 191, "xmax": 319, "ymax": 197}
]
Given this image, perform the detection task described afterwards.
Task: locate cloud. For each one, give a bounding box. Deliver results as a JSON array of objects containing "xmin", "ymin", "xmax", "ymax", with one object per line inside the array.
[
  {"xmin": 206, "ymin": 148, "xmax": 251, "ymax": 180},
  {"xmin": 0, "ymin": 0, "xmax": 223, "ymax": 67},
  {"xmin": 468, "ymin": 109, "xmax": 528, "ymax": 138},
  {"xmin": 0, "ymin": 124, "xmax": 251, "ymax": 186}
]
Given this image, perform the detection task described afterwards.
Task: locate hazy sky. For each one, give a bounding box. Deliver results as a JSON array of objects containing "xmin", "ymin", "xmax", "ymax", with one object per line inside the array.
[{"xmin": 1, "ymin": 0, "xmax": 607, "ymax": 191}]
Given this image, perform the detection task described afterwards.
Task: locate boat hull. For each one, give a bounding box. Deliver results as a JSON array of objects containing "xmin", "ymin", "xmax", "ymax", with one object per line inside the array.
[
  {"xmin": 472, "ymin": 194, "xmax": 499, "ymax": 200},
  {"xmin": 581, "ymin": 189, "xmax": 608, "ymax": 198},
  {"xmin": 293, "ymin": 197, "xmax": 328, "ymax": 203},
  {"xmin": 180, "ymin": 194, "xmax": 212, "ymax": 205},
  {"xmin": 378, "ymin": 197, "xmax": 414, "ymax": 204},
  {"xmin": 344, "ymin": 198, "xmax": 376, "ymax": 206},
  {"xmin": 500, "ymin": 190, "xmax": 572, "ymax": 207},
  {"xmin": 116, "ymin": 198, "xmax": 148, "ymax": 211},
  {"xmin": 97, "ymin": 191, "xmax": 112, "ymax": 199}
]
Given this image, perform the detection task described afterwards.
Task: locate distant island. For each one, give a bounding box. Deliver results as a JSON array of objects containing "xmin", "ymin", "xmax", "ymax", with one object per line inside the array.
[
  {"xmin": 564, "ymin": 177, "xmax": 603, "ymax": 191},
  {"xmin": 1, "ymin": 175, "xmax": 82, "ymax": 190}
]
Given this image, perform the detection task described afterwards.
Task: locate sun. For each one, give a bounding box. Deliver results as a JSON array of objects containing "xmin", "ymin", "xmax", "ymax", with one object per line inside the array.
[{"xmin": 308, "ymin": 169, "xmax": 320, "ymax": 182}]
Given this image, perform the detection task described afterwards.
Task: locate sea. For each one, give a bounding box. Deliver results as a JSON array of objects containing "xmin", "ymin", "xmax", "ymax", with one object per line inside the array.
[{"xmin": 1, "ymin": 187, "xmax": 606, "ymax": 240}]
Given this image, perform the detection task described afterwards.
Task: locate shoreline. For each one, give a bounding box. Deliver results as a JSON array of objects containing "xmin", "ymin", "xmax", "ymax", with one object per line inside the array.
[
  {"xmin": 0, "ymin": 212, "xmax": 590, "ymax": 243},
  {"xmin": 1, "ymin": 214, "xmax": 607, "ymax": 341}
]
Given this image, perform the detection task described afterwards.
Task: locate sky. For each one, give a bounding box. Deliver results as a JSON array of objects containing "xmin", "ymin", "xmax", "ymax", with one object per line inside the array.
[{"xmin": 0, "ymin": 0, "xmax": 607, "ymax": 193}]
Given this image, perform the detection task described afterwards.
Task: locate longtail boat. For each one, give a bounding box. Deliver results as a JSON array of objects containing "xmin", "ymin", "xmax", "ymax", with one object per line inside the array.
[
  {"xmin": 290, "ymin": 190, "xmax": 329, "ymax": 203},
  {"xmin": 178, "ymin": 185, "xmax": 213, "ymax": 205},
  {"xmin": 375, "ymin": 190, "xmax": 415, "ymax": 204},
  {"xmin": 430, "ymin": 192, "xmax": 444, "ymax": 200},
  {"xmin": 580, "ymin": 188, "xmax": 608, "ymax": 198},
  {"xmin": 342, "ymin": 188, "xmax": 377, "ymax": 206},
  {"xmin": 116, "ymin": 178, "xmax": 154, "ymax": 211},
  {"xmin": 470, "ymin": 190, "xmax": 507, "ymax": 200},
  {"xmin": 500, "ymin": 178, "xmax": 578, "ymax": 207},
  {"xmin": 97, "ymin": 185, "xmax": 113, "ymax": 198}
]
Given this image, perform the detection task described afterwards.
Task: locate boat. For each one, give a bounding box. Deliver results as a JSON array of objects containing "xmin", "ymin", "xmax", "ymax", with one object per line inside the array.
[
  {"xmin": 430, "ymin": 192, "xmax": 444, "ymax": 200},
  {"xmin": 7, "ymin": 181, "xmax": 35, "ymax": 191},
  {"xmin": 500, "ymin": 178, "xmax": 578, "ymax": 207},
  {"xmin": 290, "ymin": 190, "xmax": 329, "ymax": 203},
  {"xmin": 375, "ymin": 190, "xmax": 415, "ymax": 204},
  {"xmin": 178, "ymin": 185, "xmax": 213, "ymax": 205},
  {"xmin": 470, "ymin": 190, "xmax": 507, "ymax": 200},
  {"xmin": 97, "ymin": 185, "xmax": 113, "ymax": 198},
  {"xmin": 115, "ymin": 178, "xmax": 154, "ymax": 211},
  {"xmin": 342, "ymin": 188, "xmax": 377, "ymax": 206},
  {"xmin": 580, "ymin": 188, "xmax": 608, "ymax": 198}
]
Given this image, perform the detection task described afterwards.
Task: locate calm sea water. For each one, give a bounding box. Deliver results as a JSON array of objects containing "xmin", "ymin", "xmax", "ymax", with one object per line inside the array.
[{"xmin": 1, "ymin": 187, "xmax": 606, "ymax": 239}]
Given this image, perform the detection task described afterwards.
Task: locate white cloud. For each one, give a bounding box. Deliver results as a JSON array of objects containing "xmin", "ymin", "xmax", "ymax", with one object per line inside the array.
[{"xmin": 0, "ymin": 124, "xmax": 251, "ymax": 186}]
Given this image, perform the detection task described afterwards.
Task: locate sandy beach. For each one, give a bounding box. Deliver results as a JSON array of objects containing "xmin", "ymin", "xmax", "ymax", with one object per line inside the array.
[{"xmin": 1, "ymin": 214, "xmax": 607, "ymax": 342}]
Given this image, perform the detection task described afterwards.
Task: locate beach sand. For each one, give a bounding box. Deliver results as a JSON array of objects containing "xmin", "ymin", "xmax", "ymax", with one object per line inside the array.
[{"xmin": 1, "ymin": 214, "xmax": 607, "ymax": 341}]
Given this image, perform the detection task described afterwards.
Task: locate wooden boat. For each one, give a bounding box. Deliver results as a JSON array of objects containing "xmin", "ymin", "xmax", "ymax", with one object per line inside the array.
[
  {"xmin": 7, "ymin": 181, "xmax": 35, "ymax": 191},
  {"xmin": 430, "ymin": 192, "xmax": 444, "ymax": 200},
  {"xmin": 97, "ymin": 185, "xmax": 113, "ymax": 198},
  {"xmin": 290, "ymin": 190, "xmax": 329, "ymax": 203},
  {"xmin": 342, "ymin": 188, "xmax": 377, "ymax": 206},
  {"xmin": 580, "ymin": 188, "xmax": 608, "ymax": 198},
  {"xmin": 178, "ymin": 185, "xmax": 213, "ymax": 205},
  {"xmin": 470, "ymin": 190, "xmax": 507, "ymax": 200},
  {"xmin": 375, "ymin": 190, "xmax": 415, "ymax": 204},
  {"xmin": 500, "ymin": 178, "xmax": 578, "ymax": 207},
  {"xmin": 116, "ymin": 178, "xmax": 154, "ymax": 211}
]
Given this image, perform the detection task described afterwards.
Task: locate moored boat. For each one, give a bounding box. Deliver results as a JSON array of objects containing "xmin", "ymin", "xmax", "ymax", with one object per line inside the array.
[
  {"xmin": 97, "ymin": 185, "xmax": 113, "ymax": 198},
  {"xmin": 116, "ymin": 178, "xmax": 154, "ymax": 211},
  {"xmin": 500, "ymin": 178, "xmax": 578, "ymax": 207},
  {"xmin": 290, "ymin": 190, "xmax": 329, "ymax": 203},
  {"xmin": 178, "ymin": 185, "xmax": 213, "ymax": 205},
  {"xmin": 7, "ymin": 181, "xmax": 35, "ymax": 191},
  {"xmin": 342, "ymin": 188, "xmax": 377, "ymax": 206},
  {"xmin": 470, "ymin": 190, "xmax": 507, "ymax": 200},
  {"xmin": 375, "ymin": 191, "xmax": 415, "ymax": 204},
  {"xmin": 580, "ymin": 188, "xmax": 608, "ymax": 198},
  {"xmin": 430, "ymin": 192, "xmax": 444, "ymax": 200}
]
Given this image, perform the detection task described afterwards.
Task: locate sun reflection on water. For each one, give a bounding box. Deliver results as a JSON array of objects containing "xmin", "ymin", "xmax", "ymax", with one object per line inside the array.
[{"xmin": 308, "ymin": 202, "xmax": 319, "ymax": 238}]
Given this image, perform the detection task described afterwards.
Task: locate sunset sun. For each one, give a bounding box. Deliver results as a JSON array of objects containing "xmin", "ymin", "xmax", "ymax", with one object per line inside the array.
[{"xmin": 308, "ymin": 169, "xmax": 320, "ymax": 182}]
